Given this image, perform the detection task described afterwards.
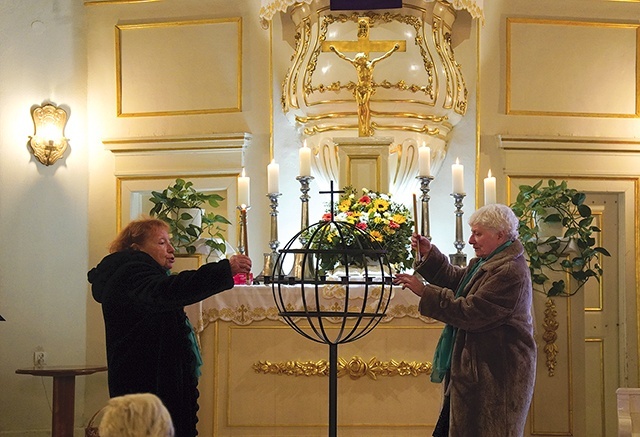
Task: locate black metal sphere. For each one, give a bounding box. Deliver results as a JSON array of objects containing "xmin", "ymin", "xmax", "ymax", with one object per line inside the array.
[{"xmin": 270, "ymin": 219, "xmax": 394, "ymax": 345}]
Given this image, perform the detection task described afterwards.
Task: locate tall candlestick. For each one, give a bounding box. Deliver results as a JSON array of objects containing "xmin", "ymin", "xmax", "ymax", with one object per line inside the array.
[
  {"xmin": 237, "ymin": 168, "xmax": 250, "ymax": 207},
  {"xmin": 299, "ymin": 141, "xmax": 311, "ymax": 177},
  {"xmin": 452, "ymin": 158, "xmax": 464, "ymax": 194},
  {"xmin": 267, "ymin": 159, "xmax": 279, "ymax": 194},
  {"xmin": 484, "ymin": 169, "xmax": 497, "ymax": 205},
  {"xmin": 418, "ymin": 146, "xmax": 431, "ymax": 177}
]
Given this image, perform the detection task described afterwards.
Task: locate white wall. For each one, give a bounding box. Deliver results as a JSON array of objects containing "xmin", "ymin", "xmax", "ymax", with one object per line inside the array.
[{"xmin": 0, "ymin": 1, "xmax": 89, "ymax": 435}]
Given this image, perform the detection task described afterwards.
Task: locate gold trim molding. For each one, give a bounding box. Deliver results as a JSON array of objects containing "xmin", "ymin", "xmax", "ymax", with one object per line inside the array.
[{"xmin": 253, "ymin": 356, "xmax": 432, "ymax": 380}]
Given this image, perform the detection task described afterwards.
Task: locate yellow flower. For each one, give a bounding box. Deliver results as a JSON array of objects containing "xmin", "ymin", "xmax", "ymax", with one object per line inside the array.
[
  {"xmin": 369, "ymin": 230, "xmax": 384, "ymax": 242},
  {"xmin": 338, "ymin": 199, "xmax": 351, "ymax": 212},
  {"xmin": 392, "ymin": 213, "xmax": 406, "ymax": 224},
  {"xmin": 372, "ymin": 198, "xmax": 389, "ymax": 212}
]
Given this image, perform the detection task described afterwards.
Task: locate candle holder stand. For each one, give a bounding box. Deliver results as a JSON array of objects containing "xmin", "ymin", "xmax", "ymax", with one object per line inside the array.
[
  {"xmin": 449, "ymin": 193, "xmax": 467, "ymax": 267},
  {"xmin": 235, "ymin": 205, "xmax": 253, "ymax": 285},
  {"xmin": 288, "ymin": 175, "xmax": 316, "ymax": 280},
  {"xmin": 257, "ymin": 193, "xmax": 282, "ymax": 282},
  {"xmin": 416, "ymin": 175, "xmax": 435, "ymax": 240}
]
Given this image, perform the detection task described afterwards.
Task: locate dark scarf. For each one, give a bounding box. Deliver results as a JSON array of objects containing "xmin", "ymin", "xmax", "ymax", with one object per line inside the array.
[{"xmin": 430, "ymin": 240, "xmax": 513, "ymax": 383}]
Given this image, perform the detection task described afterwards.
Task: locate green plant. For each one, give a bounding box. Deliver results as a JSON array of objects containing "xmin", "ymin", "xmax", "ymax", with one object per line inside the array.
[
  {"xmin": 510, "ymin": 180, "xmax": 610, "ymax": 297},
  {"xmin": 149, "ymin": 178, "xmax": 231, "ymax": 260}
]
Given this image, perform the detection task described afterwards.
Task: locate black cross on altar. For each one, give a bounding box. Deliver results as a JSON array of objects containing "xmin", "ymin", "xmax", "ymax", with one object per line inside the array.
[{"xmin": 318, "ymin": 181, "xmax": 344, "ymax": 222}]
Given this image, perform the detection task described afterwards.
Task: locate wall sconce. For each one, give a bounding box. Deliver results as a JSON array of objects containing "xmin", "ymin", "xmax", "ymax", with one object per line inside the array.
[{"xmin": 29, "ymin": 103, "xmax": 69, "ymax": 166}]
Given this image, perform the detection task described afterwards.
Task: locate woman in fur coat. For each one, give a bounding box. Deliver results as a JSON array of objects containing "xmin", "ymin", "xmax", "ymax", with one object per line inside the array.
[
  {"xmin": 89, "ymin": 218, "xmax": 251, "ymax": 436},
  {"xmin": 394, "ymin": 203, "xmax": 536, "ymax": 437}
]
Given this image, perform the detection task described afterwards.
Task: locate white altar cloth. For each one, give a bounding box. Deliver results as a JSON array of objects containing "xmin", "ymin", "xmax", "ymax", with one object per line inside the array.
[{"xmin": 187, "ymin": 283, "xmax": 436, "ymax": 332}]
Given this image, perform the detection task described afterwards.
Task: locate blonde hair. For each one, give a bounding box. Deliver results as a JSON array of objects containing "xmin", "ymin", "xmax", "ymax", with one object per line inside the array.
[{"xmin": 98, "ymin": 393, "xmax": 174, "ymax": 437}]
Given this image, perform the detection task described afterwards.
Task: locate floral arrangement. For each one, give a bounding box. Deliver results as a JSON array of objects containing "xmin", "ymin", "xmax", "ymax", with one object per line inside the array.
[{"xmin": 308, "ymin": 186, "xmax": 415, "ymax": 273}]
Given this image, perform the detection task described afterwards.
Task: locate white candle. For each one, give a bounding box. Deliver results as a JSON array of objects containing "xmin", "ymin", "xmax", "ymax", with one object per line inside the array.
[
  {"xmin": 267, "ymin": 159, "xmax": 279, "ymax": 194},
  {"xmin": 452, "ymin": 158, "xmax": 464, "ymax": 194},
  {"xmin": 418, "ymin": 146, "xmax": 431, "ymax": 177},
  {"xmin": 299, "ymin": 141, "xmax": 311, "ymax": 177},
  {"xmin": 237, "ymin": 168, "xmax": 250, "ymax": 207},
  {"xmin": 484, "ymin": 169, "xmax": 497, "ymax": 205}
]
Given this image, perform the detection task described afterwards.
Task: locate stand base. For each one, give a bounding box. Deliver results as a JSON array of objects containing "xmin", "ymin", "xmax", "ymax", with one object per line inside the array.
[{"xmin": 449, "ymin": 252, "xmax": 467, "ymax": 267}]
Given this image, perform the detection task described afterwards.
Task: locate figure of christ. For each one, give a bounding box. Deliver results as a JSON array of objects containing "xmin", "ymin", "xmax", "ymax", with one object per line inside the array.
[{"xmin": 329, "ymin": 43, "xmax": 401, "ymax": 136}]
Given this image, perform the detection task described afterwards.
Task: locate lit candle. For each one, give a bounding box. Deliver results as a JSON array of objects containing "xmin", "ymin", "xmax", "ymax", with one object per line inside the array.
[
  {"xmin": 484, "ymin": 169, "xmax": 497, "ymax": 205},
  {"xmin": 418, "ymin": 145, "xmax": 431, "ymax": 177},
  {"xmin": 452, "ymin": 158, "xmax": 464, "ymax": 194},
  {"xmin": 299, "ymin": 141, "xmax": 311, "ymax": 177},
  {"xmin": 237, "ymin": 168, "xmax": 250, "ymax": 207},
  {"xmin": 267, "ymin": 159, "xmax": 279, "ymax": 194}
]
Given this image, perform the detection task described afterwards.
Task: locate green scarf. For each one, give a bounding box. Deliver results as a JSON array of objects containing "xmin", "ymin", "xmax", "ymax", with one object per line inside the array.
[
  {"xmin": 430, "ymin": 240, "xmax": 512, "ymax": 383},
  {"xmin": 167, "ymin": 270, "xmax": 203, "ymax": 378}
]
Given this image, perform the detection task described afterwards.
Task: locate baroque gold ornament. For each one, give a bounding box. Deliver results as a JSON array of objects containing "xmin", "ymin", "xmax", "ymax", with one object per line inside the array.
[{"xmin": 253, "ymin": 355, "xmax": 432, "ymax": 380}]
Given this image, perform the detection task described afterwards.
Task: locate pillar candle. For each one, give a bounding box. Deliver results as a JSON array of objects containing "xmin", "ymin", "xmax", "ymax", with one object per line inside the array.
[
  {"xmin": 452, "ymin": 158, "xmax": 464, "ymax": 194},
  {"xmin": 484, "ymin": 169, "xmax": 497, "ymax": 205},
  {"xmin": 299, "ymin": 141, "xmax": 311, "ymax": 177},
  {"xmin": 267, "ymin": 159, "xmax": 279, "ymax": 194},
  {"xmin": 237, "ymin": 168, "xmax": 250, "ymax": 207},
  {"xmin": 418, "ymin": 146, "xmax": 431, "ymax": 177}
]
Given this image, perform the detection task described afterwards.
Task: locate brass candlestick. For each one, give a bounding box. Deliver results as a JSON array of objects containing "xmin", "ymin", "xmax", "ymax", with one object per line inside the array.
[
  {"xmin": 257, "ymin": 193, "xmax": 282, "ymax": 282},
  {"xmin": 236, "ymin": 205, "xmax": 252, "ymax": 284},
  {"xmin": 288, "ymin": 175, "xmax": 315, "ymax": 279},
  {"xmin": 416, "ymin": 175, "xmax": 434, "ymax": 241},
  {"xmin": 449, "ymin": 192, "xmax": 467, "ymax": 267}
]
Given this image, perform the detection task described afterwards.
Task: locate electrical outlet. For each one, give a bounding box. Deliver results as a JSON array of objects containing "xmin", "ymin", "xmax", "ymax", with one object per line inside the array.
[{"xmin": 33, "ymin": 351, "xmax": 46, "ymax": 367}]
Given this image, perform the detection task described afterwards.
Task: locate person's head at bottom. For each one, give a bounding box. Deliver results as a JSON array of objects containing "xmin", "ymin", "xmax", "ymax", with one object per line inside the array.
[{"xmin": 98, "ymin": 393, "xmax": 175, "ymax": 437}]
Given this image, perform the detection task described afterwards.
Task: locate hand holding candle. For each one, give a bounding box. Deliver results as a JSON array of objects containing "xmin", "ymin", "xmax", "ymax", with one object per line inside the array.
[
  {"xmin": 452, "ymin": 158, "xmax": 464, "ymax": 194},
  {"xmin": 267, "ymin": 159, "xmax": 279, "ymax": 194},
  {"xmin": 484, "ymin": 169, "xmax": 497, "ymax": 205},
  {"xmin": 299, "ymin": 141, "xmax": 311, "ymax": 177},
  {"xmin": 237, "ymin": 168, "xmax": 250, "ymax": 207}
]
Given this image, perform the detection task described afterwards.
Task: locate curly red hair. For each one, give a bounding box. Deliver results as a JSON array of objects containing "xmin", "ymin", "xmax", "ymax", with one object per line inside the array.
[{"xmin": 109, "ymin": 217, "xmax": 169, "ymax": 253}]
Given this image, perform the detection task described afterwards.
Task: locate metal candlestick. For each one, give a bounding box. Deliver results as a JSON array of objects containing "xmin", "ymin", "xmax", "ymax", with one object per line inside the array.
[
  {"xmin": 288, "ymin": 175, "xmax": 316, "ymax": 279},
  {"xmin": 416, "ymin": 175, "xmax": 435, "ymax": 240},
  {"xmin": 449, "ymin": 193, "xmax": 467, "ymax": 267},
  {"xmin": 257, "ymin": 193, "xmax": 282, "ymax": 282},
  {"xmin": 236, "ymin": 205, "xmax": 252, "ymax": 284},
  {"xmin": 237, "ymin": 206, "xmax": 250, "ymax": 256}
]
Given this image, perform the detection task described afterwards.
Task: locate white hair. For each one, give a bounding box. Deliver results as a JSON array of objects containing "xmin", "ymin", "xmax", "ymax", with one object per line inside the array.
[
  {"xmin": 468, "ymin": 203, "xmax": 519, "ymax": 240},
  {"xmin": 98, "ymin": 393, "xmax": 174, "ymax": 437}
]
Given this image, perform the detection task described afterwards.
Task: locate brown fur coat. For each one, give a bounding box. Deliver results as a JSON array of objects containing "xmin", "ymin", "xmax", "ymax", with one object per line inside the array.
[{"xmin": 415, "ymin": 240, "xmax": 536, "ymax": 437}]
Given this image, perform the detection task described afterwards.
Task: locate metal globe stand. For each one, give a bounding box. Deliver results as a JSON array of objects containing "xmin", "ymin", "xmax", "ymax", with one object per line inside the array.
[{"xmin": 268, "ymin": 183, "xmax": 394, "ymax": 437}]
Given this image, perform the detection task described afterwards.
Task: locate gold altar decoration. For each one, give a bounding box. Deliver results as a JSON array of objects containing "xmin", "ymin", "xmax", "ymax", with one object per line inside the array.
[
  {"xmin": 272, "ymin": 0, "xmax": 477, "ymax": 191},
  {"xmin": 253, "ymin": 355, "xmax": 432, "ymax": 380},
  {"xmin": 542, "ymin": 297, "xmax": 559, "ymax": 376}
]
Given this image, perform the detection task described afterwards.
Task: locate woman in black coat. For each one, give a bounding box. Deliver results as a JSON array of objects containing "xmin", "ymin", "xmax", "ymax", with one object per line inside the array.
[{"xmin": 88, "ymin": 218, "xmax": 251, "ymax": 437}]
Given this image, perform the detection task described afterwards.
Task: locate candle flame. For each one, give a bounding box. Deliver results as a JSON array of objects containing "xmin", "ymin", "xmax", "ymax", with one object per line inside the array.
[
  {"xmin": 455, "ymin": 157, "xmax": 460, "ymax": 165},
  {"xmin": 303, "ymin": 139, "xmax": 308, "ymax": 149},
  {"xmin": 241, "ymin": 168, "xmax": 246, "ymax": 177},
  {"xmin": 488, "ymin": 169, "xmax": 492, "ymax": 178}
]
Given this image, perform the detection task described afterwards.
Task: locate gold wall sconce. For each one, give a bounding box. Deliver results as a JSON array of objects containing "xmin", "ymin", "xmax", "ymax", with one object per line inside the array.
[{"xmin": 29, "ymin": 103, "xmax": 69, "ymax": 166}]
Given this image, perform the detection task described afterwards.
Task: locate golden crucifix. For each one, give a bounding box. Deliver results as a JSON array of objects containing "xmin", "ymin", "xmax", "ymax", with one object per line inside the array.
[{"xmin": 322, "ymin": 17, "xmax": 406, "ymax": 136}]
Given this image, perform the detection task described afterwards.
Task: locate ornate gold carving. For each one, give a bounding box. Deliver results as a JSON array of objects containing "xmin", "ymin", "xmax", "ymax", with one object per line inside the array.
[
  {"xmin": 542, "ymin": 297, "xmax": 559, "ymax": 376},
  {"xmin": 29, "ymin": 104, "xmax": 69, "ymax": 166},
  {"xmin": 253, "ymin": 356, "xmax": 432, "ymax": 380}
]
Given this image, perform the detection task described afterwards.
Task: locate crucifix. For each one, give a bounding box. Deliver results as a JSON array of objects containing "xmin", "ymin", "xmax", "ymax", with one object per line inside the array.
[{"xmin": 322, "ymin": 17, "xmax": 406, "ymax": 136}]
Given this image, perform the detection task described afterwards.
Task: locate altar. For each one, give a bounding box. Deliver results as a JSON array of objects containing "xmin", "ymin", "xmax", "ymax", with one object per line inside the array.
[{"xmin": 188, "ymin": 284, "xmax": 445, "ymax": 436}]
